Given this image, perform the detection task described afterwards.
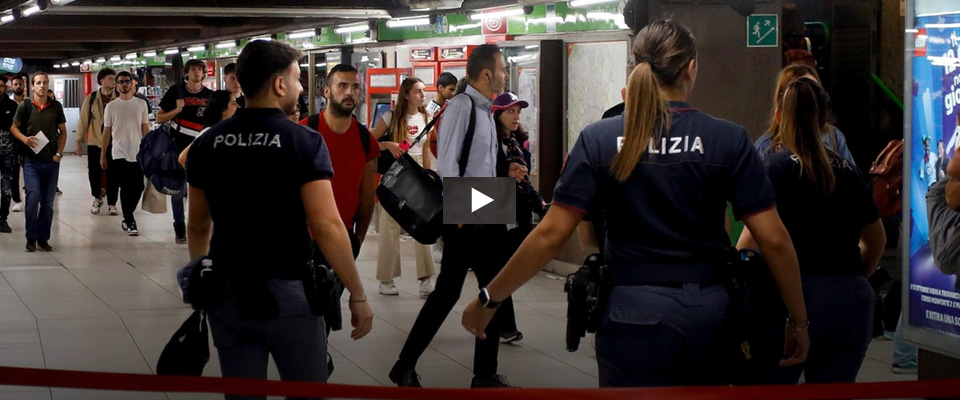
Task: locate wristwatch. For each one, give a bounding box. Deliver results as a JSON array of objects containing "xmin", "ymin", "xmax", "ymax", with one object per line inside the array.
[
  {"xmin": 55, "ymin": 153, "xmax": 62, "ymax": 158},
  {"xmin": 478, "ymin": 288, "xmax": 501, "ymax": 309}
]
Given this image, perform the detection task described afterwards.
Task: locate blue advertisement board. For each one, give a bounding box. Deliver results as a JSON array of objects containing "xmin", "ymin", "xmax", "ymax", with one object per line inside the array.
[{"xmin": 908, "ymin": 12, "xmax": 960, "ymax": 345}]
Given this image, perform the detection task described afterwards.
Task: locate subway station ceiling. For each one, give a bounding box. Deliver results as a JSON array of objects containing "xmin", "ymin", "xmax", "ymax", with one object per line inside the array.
[{"xmin": 0, "ymin": 0, "xmax": 523, "ymax": 63}]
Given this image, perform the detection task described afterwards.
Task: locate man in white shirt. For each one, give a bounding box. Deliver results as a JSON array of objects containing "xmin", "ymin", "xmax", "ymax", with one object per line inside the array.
[{"xmin": 100, "ymin": 71, "xmax": 149, "ymax": 236}]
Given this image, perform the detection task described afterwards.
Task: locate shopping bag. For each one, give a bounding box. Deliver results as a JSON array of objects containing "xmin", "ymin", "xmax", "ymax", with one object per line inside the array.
[
  {"xmin": 156, "ymin": 310, "xmax": 209, "ymax": 376},
  {"xmin": 141, "ymin": 178, "xmax": 167, "ymax": 214}
]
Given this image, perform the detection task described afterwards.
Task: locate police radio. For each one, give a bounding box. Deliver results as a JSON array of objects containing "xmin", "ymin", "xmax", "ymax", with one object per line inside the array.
[{"xmin": 564, "ymin": 253, "xmax": 608, "ymax": 352}]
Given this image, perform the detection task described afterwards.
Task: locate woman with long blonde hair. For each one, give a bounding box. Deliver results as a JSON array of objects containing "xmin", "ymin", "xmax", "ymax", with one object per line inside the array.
[
  {"xmin": 461, "ymin": 19, "xmax": 809, "ymax": 387},
  {"xmin": 372, "ymin": 77, "xmax": 435, "ymax": 298}
]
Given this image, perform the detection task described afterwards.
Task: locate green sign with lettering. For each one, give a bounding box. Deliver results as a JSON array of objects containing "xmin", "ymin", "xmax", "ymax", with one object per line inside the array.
[{"xmin": 747, "ymin": 14, "xmax": 778, "ymax": 47}]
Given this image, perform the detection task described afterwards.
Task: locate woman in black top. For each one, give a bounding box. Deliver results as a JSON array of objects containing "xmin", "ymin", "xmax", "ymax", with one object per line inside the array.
[
  {"xmin": 461, "ymin": 19, "xmax": 809, "ymax": 387},
  {"xmin": 738, "ymin": 78, "xmax": 885, "ymax": 383}
]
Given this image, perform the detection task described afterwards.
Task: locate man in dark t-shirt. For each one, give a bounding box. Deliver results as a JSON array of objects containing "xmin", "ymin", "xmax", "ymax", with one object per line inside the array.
[
  {"xmin": 0, "ymin": 75, "xmax": 20, "ymax": 233},
  {"xmin": 185, "ymin": 39, "xmax": 372, "ymax": 387},
  {"xmin": 156, "ymin": 58, "xmax": 213, "ymax": 243},
  {"xmin": 10, "ymin": 72, "xmax": 67, "ymax": 252}
]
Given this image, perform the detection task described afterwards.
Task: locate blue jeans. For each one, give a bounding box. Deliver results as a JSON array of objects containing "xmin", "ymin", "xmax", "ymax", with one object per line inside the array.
[
  {"xmin": 892, "ymin": 314, "xmax": 917, "ymax": 365},
  {"xmin": 207, "ymin": 279, "xmax": 327, "ymax": 400},
  {"xmin": 22, "ymin": 159, "xmax": 59, "ymax": 241},
  {"xmin": 172, "ymin": 189, "xmax": 186, "ymax": 224},
  {"xmin": 595, "ymin": 283, "xmax": 731, "ymax": 387}
]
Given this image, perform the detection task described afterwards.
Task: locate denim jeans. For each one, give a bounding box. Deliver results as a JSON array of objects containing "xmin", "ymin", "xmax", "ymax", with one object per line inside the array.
[
  {"xmin": 22, "ymin": 159, "xmax": 59, "ymax": 241},
  {"xmin": 892, "ymin": 314, "xmax": 917, "ymax": 365},
  {"xmin": 172, "ymin": 189, "xmax": 186, "ymax": 224}
]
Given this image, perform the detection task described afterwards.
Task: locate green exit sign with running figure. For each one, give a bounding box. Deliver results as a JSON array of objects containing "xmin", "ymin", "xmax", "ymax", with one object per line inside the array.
[{"xmin": 747, "ymin": 14, "xmax": 778, "ymax": 48}]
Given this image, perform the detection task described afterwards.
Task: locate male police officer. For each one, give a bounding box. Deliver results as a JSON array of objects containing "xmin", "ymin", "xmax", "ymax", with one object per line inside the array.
[{"xmin": 186, "ymin": 40, "xmax": 372, "ymax": 395}]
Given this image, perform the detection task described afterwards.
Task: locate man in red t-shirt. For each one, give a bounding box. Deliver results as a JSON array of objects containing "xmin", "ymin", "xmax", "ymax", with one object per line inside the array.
[{"xmin": 300, "ymin": 64, "xmax": 378, "ymax": 252}]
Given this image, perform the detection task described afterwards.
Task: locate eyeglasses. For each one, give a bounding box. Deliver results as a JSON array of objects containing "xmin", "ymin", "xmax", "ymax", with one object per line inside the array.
[{"xmin": 117, "ymin": 80, "xmax": 132, "ymax": 84}]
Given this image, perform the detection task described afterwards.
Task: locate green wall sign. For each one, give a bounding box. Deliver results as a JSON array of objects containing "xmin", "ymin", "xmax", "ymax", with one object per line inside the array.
[{"xmin": 747, "ymin": 14, "xmax": 778, "ymax": 48}]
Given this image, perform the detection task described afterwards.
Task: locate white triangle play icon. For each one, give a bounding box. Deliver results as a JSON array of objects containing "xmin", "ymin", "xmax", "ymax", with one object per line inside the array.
[{"xmin": 471, "ymin": 188, "xmax": 494, "ymax": 213}]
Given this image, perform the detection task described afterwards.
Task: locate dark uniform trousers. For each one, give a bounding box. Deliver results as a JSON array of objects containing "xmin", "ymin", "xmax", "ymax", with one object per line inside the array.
[
  {"xmin": 595, "ymin": 283, "xmax": 731, "ymax": 387},
  {"xmin": 86, "ymin": 145, "xmax": 105, "ymax": 199},
  {"xmin": 396, "ymin": 223, "xmax": 515, "ymax": 379}
]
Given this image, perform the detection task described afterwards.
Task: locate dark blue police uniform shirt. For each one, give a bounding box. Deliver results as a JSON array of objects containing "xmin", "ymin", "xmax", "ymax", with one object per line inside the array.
[
  {"xmin": 763, "ymin": 149, "xmax": 878, "ymax": 276},
  {"xmin": 186, "ymin": 108, "xmax": 334, "ymax": 276},
  {"xmin": 553, "ymin": 101, "xmax": 776, "ymax": 268}
]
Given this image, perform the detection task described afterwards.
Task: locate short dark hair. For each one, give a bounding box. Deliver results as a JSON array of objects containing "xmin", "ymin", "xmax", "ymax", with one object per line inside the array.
[
  {"xmin": 466, "ymin": 44, "xmax": 501, "ymax": 81},
  {"xmin": 32, "ymin": 72, "xmax": 49, "ymax": 85},
  {"xmin": 11, "ymin": 74, "xmax": 24, "ymax": 82},
  {"xmin": 325, "ymin": 64, "xmax": 359, "ymax": 86},
  {"xmin": 0, "ymin": 76, "xmax": 8, "ymax": 84},
  {"xmin": 183, "ymin": 59, "xmax": 205, "ymax": 76},
  {"xmin": 116, "ymin": 71, "xmax": 132, "ymax": 80},
  {"xmin": 97, "ymin": 68, "xmax": 116, "ymax": 85},
  {"xmin": 223, "ymin": 62, "xmax": 237, "ymax": 76},
  {"xmin": 437, "ymin": 72, "xmax": 458, "ymax": 88},
  {"xmin": 235, "ymin": 40, "xmax": 302, "ymax": 99}
]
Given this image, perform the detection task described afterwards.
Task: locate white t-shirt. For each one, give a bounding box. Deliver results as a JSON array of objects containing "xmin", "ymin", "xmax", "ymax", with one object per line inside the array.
[
  {"xmin": 103, "ymin": 97, "xmax": 149, "ymax": 162},
  {"xmin": 381, "ymin": 110, "xmax": 429, "ymax": 159}
]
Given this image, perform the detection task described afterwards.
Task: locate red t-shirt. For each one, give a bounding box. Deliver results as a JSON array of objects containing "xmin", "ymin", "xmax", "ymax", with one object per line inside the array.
[{"xmin": 300, "ymin": 115, "xmax": 379, "ymax": 229}]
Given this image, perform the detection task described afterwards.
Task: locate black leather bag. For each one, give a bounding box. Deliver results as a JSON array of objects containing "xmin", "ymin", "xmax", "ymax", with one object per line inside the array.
[
  {"xmin": 377, "ymin": 153, "xmax": 444, "ymax": 244},
  {"xmin": 156, "ymin": 310, "xmax": 210, "ymax": 376},
  {"xmin": 377, "ymin": 132, "xmax": 396, "ymax": 174}
]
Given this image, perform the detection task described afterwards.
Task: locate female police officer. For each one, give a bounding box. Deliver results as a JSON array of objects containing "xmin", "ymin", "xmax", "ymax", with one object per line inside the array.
[{"xmin": 461, "ymin": 19, "xmax": 810, "ymax": 387}]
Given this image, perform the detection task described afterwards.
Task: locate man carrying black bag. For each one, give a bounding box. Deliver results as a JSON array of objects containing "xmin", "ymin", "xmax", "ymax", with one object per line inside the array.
[
  {"xmin": 388, "ymin": 44, "xmax": 518, "ymax": 389},
  {"xmin": 185, "ymin": 40, "xmax": 372, "ymax": 399}
]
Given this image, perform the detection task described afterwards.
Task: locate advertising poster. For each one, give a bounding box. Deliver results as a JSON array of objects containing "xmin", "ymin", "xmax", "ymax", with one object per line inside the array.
[{"xmin": 909, "ymin": 12, "xmax": 960, "ymax": 340}]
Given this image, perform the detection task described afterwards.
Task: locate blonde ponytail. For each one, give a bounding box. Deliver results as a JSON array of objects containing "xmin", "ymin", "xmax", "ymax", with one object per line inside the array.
[{"xmin": 611, "ymin": 62, "xmax": 670, "ymax": 182}]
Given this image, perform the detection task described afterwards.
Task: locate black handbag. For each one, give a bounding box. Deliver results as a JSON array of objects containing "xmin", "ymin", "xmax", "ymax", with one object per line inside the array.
[
  {"xmin": 156, "ymin": 310, "xmax": 210, "ymax": 376},
  {"xmin": 377, "ymin": 131, "xmax": 396, "ymax": 175}
]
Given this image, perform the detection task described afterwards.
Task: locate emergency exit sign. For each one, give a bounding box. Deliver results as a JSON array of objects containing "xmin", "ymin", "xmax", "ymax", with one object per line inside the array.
[{"xmin": 747, "ymin": 15, "xmax": 778, "ymax": 47}]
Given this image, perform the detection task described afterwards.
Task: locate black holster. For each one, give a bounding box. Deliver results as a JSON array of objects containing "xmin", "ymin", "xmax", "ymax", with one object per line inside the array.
[
  {"xmin": 564, "ymin": 253, "xmax": 609, "ymax": 352},
  {"xmin": 301, "ymin": 259, "xmax": 344, "ymax": 331}
]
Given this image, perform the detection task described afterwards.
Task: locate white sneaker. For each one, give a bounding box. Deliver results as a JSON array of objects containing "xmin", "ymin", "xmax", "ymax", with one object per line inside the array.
[
  {"xmin": 108, "ymin": 205, "xmax": 118, "ymax": 215},
  {"xmin": 11, "ymin": 202, "xmax": 21, "ymax": 212},
  {"xmin": 379, "ymin": 281, "xmax": 399, "ymax": 296},
  {"xmin": 419, "ymin": 278, "xmax": 435, "ymax": 299},
  {"xmin": 90, "ymin": 198, "xmax": 103, "ymax": 215}
]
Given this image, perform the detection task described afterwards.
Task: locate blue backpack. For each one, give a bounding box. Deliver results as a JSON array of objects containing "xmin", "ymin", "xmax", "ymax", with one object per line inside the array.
[{"xmin": 138, "ymin": 123, "xmax": 185, "ymax": 196}]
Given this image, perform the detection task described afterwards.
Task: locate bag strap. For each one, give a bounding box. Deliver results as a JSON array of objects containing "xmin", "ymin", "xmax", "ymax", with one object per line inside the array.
[
  {"xmin": 307, "ymin": 113, "xmax": 321, "ymax": 132},
  {"xmin": 458, "ymin": 95, "xmax": 477, "ymax": 177},
  {"xmin": 357, "ymin": 118, "xmax": 372, "ymax": 155}
]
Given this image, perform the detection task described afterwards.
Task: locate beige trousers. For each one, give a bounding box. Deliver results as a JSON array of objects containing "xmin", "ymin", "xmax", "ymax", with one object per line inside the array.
[{"xmin": 376, "ymin": 154, "xmax": 435, "ymax": 282}]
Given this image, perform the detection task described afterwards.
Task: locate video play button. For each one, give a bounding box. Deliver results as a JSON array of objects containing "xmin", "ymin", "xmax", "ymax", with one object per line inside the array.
[
  {"xmin": 471, "ymin": 188, "xmax": 494, "ymax": 213},
  {"xmin": 443, "ymin": 177, "xmax": 516, "ymax": 225}
]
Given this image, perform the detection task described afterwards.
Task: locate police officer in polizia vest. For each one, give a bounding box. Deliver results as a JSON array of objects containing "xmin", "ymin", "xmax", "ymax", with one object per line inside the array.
[
  {"xmin": 185, "ymin": 40, "xmax": 373, "ymax": 397},
  {"xmin": 461, "ymin": 20, "xmax": 810, "ymax": 387}
]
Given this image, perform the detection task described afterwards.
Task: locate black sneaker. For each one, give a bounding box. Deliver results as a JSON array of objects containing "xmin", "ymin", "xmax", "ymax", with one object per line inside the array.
[
  {"xmin": 174, "ymin": 221, "xmax": 186, "ymax": 244},
  {"xmin": 124, "ymin": 220, "xmax": 139, "ymax": 236},
  {"xmin": 500, "ymin": 330, "xmax": 523, "ymax": 344},
  {"xmin": 37, "ymin": 240, "xmax": 53, "ymax": 252},
  {"xmin": 0, "ymin": 219, "xmax": 11, "ymax": 233},
  {"xmin": 388, "ymin": 364, "xmax": 422, "ymax": 387},
  {"xmin": 470, "ymin": 374, "xmax": 517, "ymax": 388},
  {"xmin": 25, "ymin": 240, "xmax": 36, "ymax": 252}
]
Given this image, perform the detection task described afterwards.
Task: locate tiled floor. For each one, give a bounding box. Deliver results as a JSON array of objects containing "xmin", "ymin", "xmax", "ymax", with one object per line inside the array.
[{"xmin": 0, "ymin": 157, "xmax": 916, "ymax": 399}]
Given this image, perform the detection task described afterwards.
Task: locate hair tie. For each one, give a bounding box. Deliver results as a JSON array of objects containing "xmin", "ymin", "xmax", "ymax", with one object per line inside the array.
[{"xmin": 638, "ymin": 56, "xmax": 655, "ymax": 65}]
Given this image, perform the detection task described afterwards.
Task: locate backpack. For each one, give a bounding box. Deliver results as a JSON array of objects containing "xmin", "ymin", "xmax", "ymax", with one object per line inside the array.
[
  {"xmin": 138, "ymin": 124, "xmax": 185, "ymax": 196},
  {"xmin": 305, "ymin": 113, "xmax": 371, "ymax": 156},
  {"xmin": 868, "ymin": 140, "xmax": 904, "ymax": 218},
  {"xmin": 926, "ymin": 179, "xmax": 960, "ymax": 276}
]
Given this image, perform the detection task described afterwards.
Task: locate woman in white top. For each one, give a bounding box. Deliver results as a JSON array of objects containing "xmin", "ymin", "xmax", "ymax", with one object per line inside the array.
[{"xmin": 372, "ymin": 77, "xmax": 436, "ymax": 298}]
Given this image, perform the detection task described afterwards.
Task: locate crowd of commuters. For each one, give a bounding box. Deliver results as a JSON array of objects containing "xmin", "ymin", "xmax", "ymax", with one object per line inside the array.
[{"xmin": 0, "ymin": 16, "xmax": 946, "ymax": 398}]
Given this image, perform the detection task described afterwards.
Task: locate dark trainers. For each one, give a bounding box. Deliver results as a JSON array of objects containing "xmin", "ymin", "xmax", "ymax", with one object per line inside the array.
[
  {"xmin": 174, "ymin": 222, "xmax": 186, "ymax": 244},
  {"xmin": 0, "ymin": 219, "xmax": 11, "ymax": 233},
  {"xmin": 500, "ymin": 330, "xmax": 523, "ymax": 344},
  {"xmin": 388, "ymin": 365, "xmax": 422, "ymax": 387},
  {"xmin": 25, "ymin": 240, "xmax": 36, "ymax": 252},
  {"xmin": 471, "ymin": 374, "xmax": 517, "ymax": 388},
  {"xmin": 37, "ymin": 241, "xmax": 53, "ymax": 252},
  {"xmin": 124, "ymin": 220, "xmax": 139, "ymax": 236}
]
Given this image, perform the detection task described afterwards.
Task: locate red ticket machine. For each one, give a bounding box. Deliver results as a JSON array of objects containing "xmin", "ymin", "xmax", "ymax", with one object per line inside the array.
[
  {"xmin": 438, "ymin": 45, "xmax": 475, "ymax": 81},
  {"xmin": 409, "ymin": 47, "xmax": 439, "ymax": 91},
  {"xmin": 366, "ymin": 68, "xmax": 410, "ymax": 127}
]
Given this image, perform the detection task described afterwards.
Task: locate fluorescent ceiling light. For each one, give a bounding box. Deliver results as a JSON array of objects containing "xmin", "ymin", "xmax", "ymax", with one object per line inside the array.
[
  {"xmin": 525, "ymin": 45, "xmax": 539, "ymax": 49},
  {"xmin": 215, "ymin": 41, "xmax": 236, "ymax": 49},
  {"xmin": 53, "ymin": 64, "xmax": 61, "ymax": 68},
  {"xmin": 569, "ymin": 0, "xmax": 619, "ymax": 7},
  {"xmin": 22, "ymin": 5, "xmax": 40, "ymax": 16},
  {"xmin": 187, "ymin": 45, "xmax": 206, "ymax": 52},
  {"xmin": 110, "ymin": 55, "xmax": 121, "ymax": 61},
  {"xmin": 143, "ymin": 51, "xmax": 157, "ymax": 57},
  {"xmin": 316, "ymin": 63, "xmax": 326, "ymax": 67},
  {"xmin": 96, "ymin": 57, "xmax": 106, "ymax": 62},
  {"xmin": 1, "ymin": 15, "xmax": 13, "ymax": 23},
  {"xmin": 469, "ymin": 8, "xmax": 523, "ymax": 21},
  {"xmin": 83, "ymin": 59, "xmax": 92, "ymax": 65},
  {"xmin": 288, "ymin": 29, "xmax": 316, "ymax": 39},
  {"xmin": 300, "ymin": 63, "xmax": 309, "ymax": 67},
  {"xmin": 250, "ymin": 36, "xmax": 271, "ymax": 42},
  {"xmin": 334, "ymin": 23, "xmax": 370, "ymax": 34},
  {"xmin": 71, "ymin": 61, "xmax": 80, "ymax": 66},
  {"xmin": 386, "ymin": 17, "xmax": 430, "ymax": 28},
  {"xmin": 125, "ymin": 53, "xmax": 137, "ymax": 59},
  {"xmin": 163, "ymin": 48, "xmax": 179, "ymax": 55}
]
